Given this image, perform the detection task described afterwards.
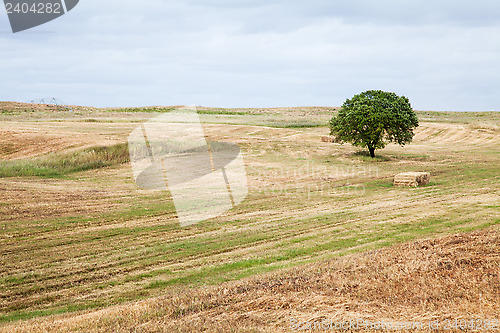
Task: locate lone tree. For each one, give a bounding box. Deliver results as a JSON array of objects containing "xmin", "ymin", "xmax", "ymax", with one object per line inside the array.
[{"xmin": 329, "ymin": 90, "xmax": 419, "ymax": 158}]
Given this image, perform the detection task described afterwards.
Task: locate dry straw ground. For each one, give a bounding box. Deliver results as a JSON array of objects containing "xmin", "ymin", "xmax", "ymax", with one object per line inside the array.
[
  {"xmin": 0, "ymin": 102, "xmax": 498, "ymax": 332},
  {"xmin": 3, "ymin": 230, "xmax": 499, "ymax": 332}
]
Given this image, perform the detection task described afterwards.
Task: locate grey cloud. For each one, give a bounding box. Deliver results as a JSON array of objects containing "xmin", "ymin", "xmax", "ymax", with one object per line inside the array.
[{"xmin": 0, "ymin": 0, "xmax": 499, "ymax": 110}]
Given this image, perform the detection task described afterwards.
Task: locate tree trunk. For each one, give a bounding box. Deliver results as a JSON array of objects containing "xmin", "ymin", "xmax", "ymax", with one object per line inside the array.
[{"xmin": 368, "ymin": 146, "xmax": 375, "ymax": 158}]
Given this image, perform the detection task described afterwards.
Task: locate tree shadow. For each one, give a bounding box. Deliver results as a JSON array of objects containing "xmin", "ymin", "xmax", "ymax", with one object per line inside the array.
[{"xmin": 351, "ymin": 150, "xmax": 392, "ymax": 162}]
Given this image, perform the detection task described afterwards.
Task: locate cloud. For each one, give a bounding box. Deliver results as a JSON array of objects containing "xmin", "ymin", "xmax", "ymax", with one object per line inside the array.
[{"xmin": 1, "ymin": 0, "xmax": 499, "ymax": 110}]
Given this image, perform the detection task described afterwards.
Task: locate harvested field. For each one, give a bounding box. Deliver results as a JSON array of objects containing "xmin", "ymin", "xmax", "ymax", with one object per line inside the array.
[
  {"xmin": 3, "ymin": 230, "xmax": 499, "ymax": 332},
  {"xmin": 0, "ymin": 103, "xmax": 498, "ymax": 331}
]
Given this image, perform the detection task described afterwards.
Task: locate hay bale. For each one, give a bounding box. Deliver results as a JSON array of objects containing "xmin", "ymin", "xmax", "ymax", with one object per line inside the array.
[
  {"xmin": 394, "ymin": 172, "xmax": 430, "ymax": 187},
  {"xmin": 321, "ymin": 136, "xmax": 338, "ymax": 143}
]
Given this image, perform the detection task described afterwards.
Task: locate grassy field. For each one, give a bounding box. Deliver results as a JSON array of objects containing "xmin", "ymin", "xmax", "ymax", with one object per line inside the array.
[
  {"xmin": 0, "ymin": 102, "xmax": 498, "ymax": 331},
  {"xmin": 4, "ymin": 230, "xmax": 498, "ymax": 332}
]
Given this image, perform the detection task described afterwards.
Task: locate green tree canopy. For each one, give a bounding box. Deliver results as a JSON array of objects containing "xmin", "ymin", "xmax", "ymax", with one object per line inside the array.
[{"xmin": 329, "ymin": 90, "xmax": 419, "ymax": 158}]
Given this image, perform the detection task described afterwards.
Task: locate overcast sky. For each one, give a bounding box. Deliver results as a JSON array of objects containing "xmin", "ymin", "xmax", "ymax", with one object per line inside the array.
[{"xmin": 1, "ymin": 0, "xmax": 499, "ymax": 110}]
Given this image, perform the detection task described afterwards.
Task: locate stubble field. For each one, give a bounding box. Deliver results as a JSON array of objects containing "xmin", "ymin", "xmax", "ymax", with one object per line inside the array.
[{"xmin": 0, "ymin": 102, "xmax": 498, "ymax": 332}]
